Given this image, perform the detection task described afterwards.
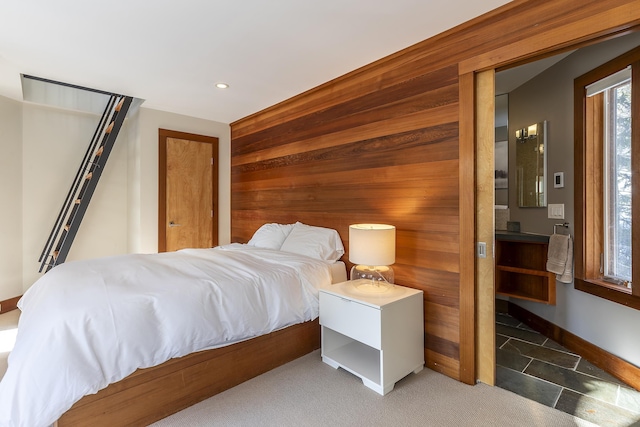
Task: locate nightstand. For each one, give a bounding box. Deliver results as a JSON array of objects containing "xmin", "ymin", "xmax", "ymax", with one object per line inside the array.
[{"xmin": 319, "ymin": 279, "xmax": 424, "ymax": 395}]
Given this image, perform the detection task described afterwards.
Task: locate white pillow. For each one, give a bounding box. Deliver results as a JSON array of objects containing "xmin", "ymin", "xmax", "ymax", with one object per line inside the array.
[
  {"xmin": 247, "ymin": 223, "xmax": 295, "ymax": 250},
  {"xmin": 280, "ymin": 222, "xmax": 345, "ymax": 262}
]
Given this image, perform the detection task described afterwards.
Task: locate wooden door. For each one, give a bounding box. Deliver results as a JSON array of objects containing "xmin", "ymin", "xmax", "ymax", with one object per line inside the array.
[{"xmin": 158, "ymin": 129, "xmax": 218, "ymax": 252}]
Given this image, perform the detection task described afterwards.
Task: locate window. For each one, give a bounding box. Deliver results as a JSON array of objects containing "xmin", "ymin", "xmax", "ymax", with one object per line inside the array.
[
  {"xmin": 575, "ymin": 46, "xmax": 639, "ymax": 309},
  {"xmin": 603, "ymin": 79, "xmax": 632, "ymax": 286}
]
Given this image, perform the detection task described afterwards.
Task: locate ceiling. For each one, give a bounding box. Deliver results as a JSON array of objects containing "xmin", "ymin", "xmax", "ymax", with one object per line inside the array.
[{"xmin": 0, "ymin": 0, "xmax": 512, "ymax": 124}]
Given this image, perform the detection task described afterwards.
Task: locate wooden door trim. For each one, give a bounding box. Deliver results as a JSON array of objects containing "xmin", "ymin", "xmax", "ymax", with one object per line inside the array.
[
  {"xmin": 158, "ymin": 129, "xmax": 219, "ymax": 252},
  {"xmin": 459, "ymin": 7, "xmax": 640, "ymax": 75}
]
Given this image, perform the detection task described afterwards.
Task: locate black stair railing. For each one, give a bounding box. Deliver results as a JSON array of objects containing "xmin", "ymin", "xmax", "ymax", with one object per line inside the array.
[{"xmin": 38, "ymin": 94, "xmax": 133, "ymax": 273}]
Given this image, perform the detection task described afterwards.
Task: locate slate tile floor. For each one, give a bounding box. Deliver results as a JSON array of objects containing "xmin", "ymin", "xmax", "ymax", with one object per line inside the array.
[{"xmin": 496, "ymin": 313, "xmax": 640, "ymax": 426}]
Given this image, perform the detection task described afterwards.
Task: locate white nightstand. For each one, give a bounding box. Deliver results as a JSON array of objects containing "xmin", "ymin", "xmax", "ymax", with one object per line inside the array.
[{"xmin": 319, "ymin": 279, "xmax": 424, "ymax": 395}]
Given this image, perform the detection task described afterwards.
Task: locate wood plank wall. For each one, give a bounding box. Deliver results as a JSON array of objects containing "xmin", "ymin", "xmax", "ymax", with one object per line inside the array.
[{"xmin": 231, "ymin": 0, "xmax": 640, "ymax": 383}]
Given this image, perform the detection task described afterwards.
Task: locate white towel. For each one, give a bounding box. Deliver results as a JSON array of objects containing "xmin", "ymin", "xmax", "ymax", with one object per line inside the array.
[
  {"xmin": 557, "ymin": 235, "xmax": 573, "ymax": 284},
  {"xmin": 546, "ymin": 233, "xmax": 573, "ymax": 283}
]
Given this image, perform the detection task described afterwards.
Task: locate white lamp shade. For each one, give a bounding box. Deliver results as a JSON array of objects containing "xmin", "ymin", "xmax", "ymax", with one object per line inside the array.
[{"xmin": 349, "ymin": 224, "xmax": 396, "ymax": 266}]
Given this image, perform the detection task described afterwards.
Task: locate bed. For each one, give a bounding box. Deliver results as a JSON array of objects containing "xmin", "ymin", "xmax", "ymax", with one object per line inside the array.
[{"xmin": 0, "ymin": 222, "xmax": 346, "ymax": 427}]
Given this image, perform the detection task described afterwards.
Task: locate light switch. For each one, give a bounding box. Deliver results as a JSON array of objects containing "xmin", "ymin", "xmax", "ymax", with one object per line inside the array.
[{"xmin": 548, "ymin": 204, "xmax": 565, "ymax": 219}]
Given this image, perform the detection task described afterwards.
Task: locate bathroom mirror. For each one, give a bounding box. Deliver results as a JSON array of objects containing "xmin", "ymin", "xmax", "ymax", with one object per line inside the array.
[
  {"xmin": 495, "ymin": 94, "xmax": 509, "ymax": 206},
  {"xmin": 516, "ymin": 120, "xmax": 547, "ymax": 207}
]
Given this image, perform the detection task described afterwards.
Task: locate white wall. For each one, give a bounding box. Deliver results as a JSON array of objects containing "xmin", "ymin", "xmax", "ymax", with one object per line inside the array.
[
  {"xmin": 0, "ymin": 95, "xmax": 23, "ymax": 301},
  {"xmin": 21, "ymin": 103, "xmax": 130, "ymax": 289},
  {"xmin": 507, "ymin": 32, "xmax": 640, "ymax": 367},
  {"xmin": 130, "ymin": 107, "xmax": 231, "ymax": 254},
  {"xmin": 0, "ymin": 99, "xmax": 230, "ymax": 299}
]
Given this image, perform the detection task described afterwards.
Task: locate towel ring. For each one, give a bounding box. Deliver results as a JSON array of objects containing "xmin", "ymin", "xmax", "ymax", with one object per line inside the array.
[{"xmin": 554, "ymin": 222, "xmax": 570, "ymax": 234}]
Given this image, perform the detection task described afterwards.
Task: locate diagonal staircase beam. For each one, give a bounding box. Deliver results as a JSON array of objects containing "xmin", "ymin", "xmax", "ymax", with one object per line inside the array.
[{"xmin": 39, "ymin": 95, "xmax": 133, "ymax": 272}]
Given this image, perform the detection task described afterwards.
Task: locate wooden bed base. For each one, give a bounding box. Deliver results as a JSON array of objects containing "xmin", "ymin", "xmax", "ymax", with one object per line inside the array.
[{"xmin": 56, "ymin": 319, "xmax": 321, "ymax": 426}]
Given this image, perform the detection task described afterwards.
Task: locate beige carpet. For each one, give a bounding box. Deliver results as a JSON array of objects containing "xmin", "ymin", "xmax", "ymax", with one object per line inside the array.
[{"xmin": 151, "ymin": 350, "xmax": 597, "ymax": 427}]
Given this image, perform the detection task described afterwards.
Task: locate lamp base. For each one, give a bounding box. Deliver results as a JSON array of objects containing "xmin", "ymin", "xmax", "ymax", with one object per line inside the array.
[
  {"xmin": 352, "ymin": 280, "xmax": 392, "ymax": 293},
  {"xmin": 350, "ymin": 265, "xmax": 394, "ymax": 292}
]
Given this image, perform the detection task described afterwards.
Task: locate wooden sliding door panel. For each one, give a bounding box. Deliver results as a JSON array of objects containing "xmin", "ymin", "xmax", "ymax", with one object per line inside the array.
[
  {"xmin": 426, "ymin": 334, "xmax": 460, "ymax": 371},
  {"xmin": 232, "ymin": 125, "xmax": 459, "ymax": 177},
  {"xmin": 233, "ymin": 107, "xmax": 458, "ymax": 168},
  {"xmin": 232, "ymin": 0, "xmax": 640, "ymax": 384},
  {"xmin": 232, "ymin": 68, "xmax": 461, "ymax": 382},
  {"xmin": 425, "ymin": 303, "xmax": 460, "ymax": 341},
  {"xmin": 232, "ymin": 66, "xmax": 458, "ymax": 149},
  {"xmin": 233, "ymin": 160, "xmax": 459, "ymax": 193},
  {"xmin": 426, "ymin": 348, "xmax": 459, "ymax": 379}
]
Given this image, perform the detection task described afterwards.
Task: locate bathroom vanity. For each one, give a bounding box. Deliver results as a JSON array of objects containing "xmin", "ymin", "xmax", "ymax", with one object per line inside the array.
[{"xmin": 495, "ymin": 232, "xmax": 556, "ymax": 305}]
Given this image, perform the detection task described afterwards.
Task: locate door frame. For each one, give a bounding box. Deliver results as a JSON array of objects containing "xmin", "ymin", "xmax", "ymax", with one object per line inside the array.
[
  {"xmin": 458, "ymin": 24, "xmax": 638, "ymax": 385},
  {"xmin": 458, "ymin": 27, "xmax": 638, "ymax": 385},
  {"xmin": 158, "ymin": 129, "xmax": 219, "ymax": 252}
]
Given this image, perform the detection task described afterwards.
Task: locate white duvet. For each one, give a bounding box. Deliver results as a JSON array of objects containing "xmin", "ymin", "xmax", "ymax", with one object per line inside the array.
[{"xmin": 0, "ymin": 244, "xmax": 332, "ymax": 427}]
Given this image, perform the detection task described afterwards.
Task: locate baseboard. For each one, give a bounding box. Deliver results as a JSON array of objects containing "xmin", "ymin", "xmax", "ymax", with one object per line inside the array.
[
  {"xmin": 0, "ymin": 296, "xmax": 21, "ymax": 315},
  {"xmin": 506, "ymin": 301, "xmax": 640, "ymax": 391}
]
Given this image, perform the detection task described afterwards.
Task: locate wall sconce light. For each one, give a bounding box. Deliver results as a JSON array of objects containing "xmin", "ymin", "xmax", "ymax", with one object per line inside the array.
[
  {"xmin": 516, "ymin": 123, "xmax": 538, "ymax": 143},
  {"xmin": 349, "ymin": 224, "xmax": 396, "ymax": 292}
]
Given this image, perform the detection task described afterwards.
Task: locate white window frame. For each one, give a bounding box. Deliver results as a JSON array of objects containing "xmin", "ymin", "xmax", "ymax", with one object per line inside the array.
[{"xmin": 602, "ymin": 80, "xmax": 632, "ymax": 288}]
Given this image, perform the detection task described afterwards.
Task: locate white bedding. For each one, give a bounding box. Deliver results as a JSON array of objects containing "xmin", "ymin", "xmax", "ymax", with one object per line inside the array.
[{"xmin": 0, "ymin": 244, "xmax": 333, "ymax": 427}]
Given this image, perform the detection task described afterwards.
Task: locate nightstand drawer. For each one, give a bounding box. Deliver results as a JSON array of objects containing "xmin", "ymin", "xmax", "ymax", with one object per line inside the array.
[{"xmin": 320, "ymin": 291, "xmax": 381, "ymax": 348}]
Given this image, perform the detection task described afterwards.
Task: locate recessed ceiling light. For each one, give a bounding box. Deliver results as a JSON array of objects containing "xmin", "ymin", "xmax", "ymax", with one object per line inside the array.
[{"xmin": 215, "ymin": 83, "xmax": 229, "ymax": 89}]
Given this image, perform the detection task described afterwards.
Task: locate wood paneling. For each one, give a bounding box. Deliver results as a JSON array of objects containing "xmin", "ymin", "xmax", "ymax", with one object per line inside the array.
[
  {"xmin": 58, "ymin": 320, "xmax": 320, "ymax": 426},
  {"xmin": 425, "ymin": 302, "xmax": 459, "ymax": 342},
  {"xmin": 0, "ymin": 296, "xmax": 20, "ymax": 314},
  {"xmin": 231, "ymin": 0, "xmax": 640, "ymax": 384},
  {"xmin": 425, "ymin": 348, "xmax": 459, "ymax": 379}
]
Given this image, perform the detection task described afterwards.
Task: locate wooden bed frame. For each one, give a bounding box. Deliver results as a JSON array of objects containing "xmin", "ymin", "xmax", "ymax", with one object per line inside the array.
[{"xmin": 56, "ymin": 319, "xmax": 321, "ymax": 426}]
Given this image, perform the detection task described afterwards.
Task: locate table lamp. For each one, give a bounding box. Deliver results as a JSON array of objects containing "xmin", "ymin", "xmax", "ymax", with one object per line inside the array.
[{"xmin": 349, "ymin": 224, "xmax": 395, "ymax": 292}]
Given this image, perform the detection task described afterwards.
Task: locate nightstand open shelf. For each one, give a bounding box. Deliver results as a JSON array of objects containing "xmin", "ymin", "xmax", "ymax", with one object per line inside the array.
[{"xmin": 322, "ymin": 329, "xmax": 381, "ymax": 386}]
